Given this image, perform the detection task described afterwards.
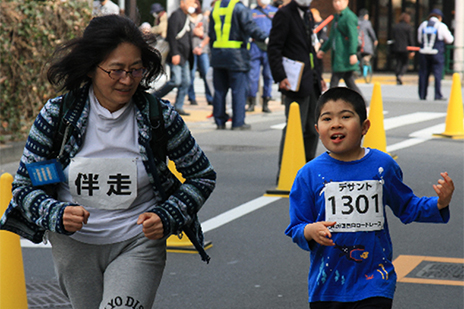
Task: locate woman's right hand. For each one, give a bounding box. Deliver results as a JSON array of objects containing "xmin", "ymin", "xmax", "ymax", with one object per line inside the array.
[{"xmin": 63, "ymin": 206, "xmax": 90, "ymax": 232}]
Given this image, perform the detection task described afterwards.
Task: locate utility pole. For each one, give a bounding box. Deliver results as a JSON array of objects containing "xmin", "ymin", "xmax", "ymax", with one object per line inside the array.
[{"xmin": 454, "ymin": 0, "xmax": 464, "ymax": 80}]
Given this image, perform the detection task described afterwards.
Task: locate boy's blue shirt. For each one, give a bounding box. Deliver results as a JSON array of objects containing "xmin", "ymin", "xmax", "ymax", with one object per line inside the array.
[{"xmin": 286, "ymin": 149, "xmax": 449, "ymax": 303}]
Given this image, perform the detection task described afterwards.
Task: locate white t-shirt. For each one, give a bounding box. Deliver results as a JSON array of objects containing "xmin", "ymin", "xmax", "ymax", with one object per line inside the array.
[{"xmin": 57, "ymin": 86, "xmax": 156, "ymax": 244}]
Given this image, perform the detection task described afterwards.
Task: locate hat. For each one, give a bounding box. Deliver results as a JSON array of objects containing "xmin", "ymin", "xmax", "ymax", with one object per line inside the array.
[
  {"xmin": 429, "ymin": 8, "xmax": 443, "ymax": 18},
  {"xmin": 358, "ymin": 8, "xmax": 369, "ymax": 18},
  {"xmin": 150, "ymin": 3, "xmax": 164, "ymax": 14}
]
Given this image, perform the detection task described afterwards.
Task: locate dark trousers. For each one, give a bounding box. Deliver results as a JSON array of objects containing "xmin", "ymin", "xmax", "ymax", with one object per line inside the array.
[
  {"xmin": 278, "ymin": 87, "xmax": 319, "ymax": 169},
  {"xmin": 418, "ymin": 53, "xmax": 445, "ymax": 100},
  {"xmin": 330, "ymin": 71, "xmax": 362, "ymax": 96},
  {"xmin": 394, "ymin": 51, "xmax": 409, "ymax": 78},
  {"xmin": 310, "ymin": 297, "xmax": 393, "ymax": 309},
  {"xmin": 213, "ymin": 68, "xmax": 248, "ymax": 128}
]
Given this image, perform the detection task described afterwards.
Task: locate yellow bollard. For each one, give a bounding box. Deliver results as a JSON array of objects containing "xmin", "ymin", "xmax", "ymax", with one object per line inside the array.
[
  {"xmin": 363, "ymin": 82, "xmax": 387, "ymax": 152},
  {"xmin": 266, "ymin": 102, "xmax": 306, "ymax": 197},
  {"xmin": 0, "ymin": 173, "xmax": 28, "ymax": 308},
  {"xmin": 433, "ymin": 73, "xmax": 464, "ymax": 139},
  {"xmin": 362, "ymin": 83, "xmax": 397, "ymax": 159}
]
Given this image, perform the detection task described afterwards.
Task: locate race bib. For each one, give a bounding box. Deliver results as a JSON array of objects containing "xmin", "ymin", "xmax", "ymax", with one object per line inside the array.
[
  {"xmin": 324, "ymin": 180, "xmax": 384, "ymax": 232},
  {"xmin": 69, "ymin": 158, "xmax": 137, "ymax": 210}
]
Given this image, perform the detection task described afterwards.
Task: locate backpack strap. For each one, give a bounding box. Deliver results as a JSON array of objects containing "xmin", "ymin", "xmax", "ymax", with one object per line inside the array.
[
  {"xmin": 49, "ymin": 91, "xmax": 76, "ymax": 160},
  {"xmin": 144, "ymin": 93, "xmax": 211, "ymax": 263},
  {"xmin": 146, "ymin": 93, "xmax": 168, "ymax": 164}
]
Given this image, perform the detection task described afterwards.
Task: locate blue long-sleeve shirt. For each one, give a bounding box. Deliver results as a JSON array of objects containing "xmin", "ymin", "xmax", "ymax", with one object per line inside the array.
[{"xmin": 286, "ymin": 149, "xmax": 449, "ymax": 303}]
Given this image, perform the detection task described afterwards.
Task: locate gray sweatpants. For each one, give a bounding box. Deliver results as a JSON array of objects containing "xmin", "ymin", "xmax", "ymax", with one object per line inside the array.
[{"xmin": 49, "ymin": 232, "xmax": 166, "ymax": 309}]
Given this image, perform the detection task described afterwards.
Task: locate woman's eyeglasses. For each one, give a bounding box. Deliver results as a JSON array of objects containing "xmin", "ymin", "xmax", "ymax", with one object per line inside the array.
[{"xmin": 97, "ymin": 66, "xmax": 146, "ymax": 80}]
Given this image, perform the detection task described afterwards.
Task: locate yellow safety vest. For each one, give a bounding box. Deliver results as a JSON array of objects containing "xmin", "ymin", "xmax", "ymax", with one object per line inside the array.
[{"xmin": 212, "ymin": 0, "xmax": 243, "ymax": 48}]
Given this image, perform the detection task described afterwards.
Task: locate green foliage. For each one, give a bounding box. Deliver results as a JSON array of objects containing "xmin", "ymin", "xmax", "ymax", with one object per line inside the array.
[{"xmin": 0, "ymin": 0, "xmax": 91, "ymax": 141}]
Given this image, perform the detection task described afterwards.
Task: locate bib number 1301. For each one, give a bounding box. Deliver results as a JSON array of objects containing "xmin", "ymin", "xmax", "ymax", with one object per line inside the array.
[
  {"xmin": 324, "ymin": 180, "xmax": 384, "ymax": 232},
  {"xmin": 328, "ymin": 194, "xmax": 380, "ymax": 215}
]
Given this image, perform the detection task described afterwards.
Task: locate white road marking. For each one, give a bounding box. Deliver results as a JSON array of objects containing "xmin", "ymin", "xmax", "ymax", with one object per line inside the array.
[
  {"xmin": 384, "ymin": 112, "xmax": 446, "ymax": 130},
  {"xmin": 202, "ymin": 196, "xmax": 282, "ymax": 233}
]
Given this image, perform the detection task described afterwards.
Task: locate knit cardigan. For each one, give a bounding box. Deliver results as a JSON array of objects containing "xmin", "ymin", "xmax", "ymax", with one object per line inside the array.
[{"xmin": 0, "ymin": 85, "xmax": 216, "ymax": 256}]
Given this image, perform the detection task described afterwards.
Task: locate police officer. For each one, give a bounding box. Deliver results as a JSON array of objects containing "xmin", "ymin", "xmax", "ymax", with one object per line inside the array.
[
  {"xmin": 246, "ymin": 0, "xmax": 277, "ymax": 113},
  {"xmin": 209, "ymin": 0, "xmax": 268, "ymax": 130},
  {"xmin": 417, "ymin": 8, "xmax": 454, "ymax": 101}
]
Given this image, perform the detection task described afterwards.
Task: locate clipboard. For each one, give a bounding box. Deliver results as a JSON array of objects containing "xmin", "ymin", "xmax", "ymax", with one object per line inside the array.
[{"xmin": 282, "ymin": 57, "xmax": 305, "ymax": 92}]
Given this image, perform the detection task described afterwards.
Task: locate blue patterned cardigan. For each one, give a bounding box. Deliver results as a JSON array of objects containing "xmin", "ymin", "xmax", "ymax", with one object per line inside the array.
[{"xmin": 0, "ymin": 86, "xmax": 216, "ymax": 258}]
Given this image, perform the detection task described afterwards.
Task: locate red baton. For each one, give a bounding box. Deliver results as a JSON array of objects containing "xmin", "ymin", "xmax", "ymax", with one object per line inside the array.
[{"xmin": 314, "ymin": 15, "xmax": 334, "ymax": 34}]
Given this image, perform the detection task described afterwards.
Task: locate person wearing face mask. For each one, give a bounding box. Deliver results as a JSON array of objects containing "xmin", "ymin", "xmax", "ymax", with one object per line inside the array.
[
  {"xmin": 153, "ymin": 0, "xmax": 202, "ymax": 116},
  {"xmin": 150, "ymin": 3, "xmax": 168, "ymax": 39},
  {"xmin": 268, "ymin": 0, "xmax": 325, "ymax": 177},
  {"xmin": 245, "ymin": 0, "xmax": 277, "ymax": 113}
]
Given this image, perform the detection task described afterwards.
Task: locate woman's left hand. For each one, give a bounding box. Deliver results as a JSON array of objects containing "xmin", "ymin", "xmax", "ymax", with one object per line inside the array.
[{"xmin": 137, "ymin": 213, "xmax": 164, "ymax": 239}]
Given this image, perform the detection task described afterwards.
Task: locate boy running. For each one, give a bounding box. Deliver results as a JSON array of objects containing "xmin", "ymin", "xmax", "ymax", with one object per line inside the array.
[{"xmin": 286, "ymin": 87, "xmax": 454, "ymax": 308}]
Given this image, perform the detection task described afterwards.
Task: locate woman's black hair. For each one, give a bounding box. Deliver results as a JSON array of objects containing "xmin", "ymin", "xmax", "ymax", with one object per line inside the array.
[
  {"xmin": 47, "ymin": 15, "xmax": 162, "ymax": 92},
  {"xmin": 315, "ymin": 87, "xmax": 367, "ymax": 124}
]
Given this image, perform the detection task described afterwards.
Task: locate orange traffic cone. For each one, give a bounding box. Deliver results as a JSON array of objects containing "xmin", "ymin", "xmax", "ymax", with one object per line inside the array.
[
  {"xmin": 0, "ymin": 173, "xmax": 28, "ymax": 308},
  {"xmin": 433, "ymin": 73, "xmax": 464, "ymax": 139},
  {"xmin": 166, "ymin": 161, "xmax": 212, "ymax": 253},
  {"xmin": 266, "ymin": 102, "xmax": 306, "ymax": 197}
]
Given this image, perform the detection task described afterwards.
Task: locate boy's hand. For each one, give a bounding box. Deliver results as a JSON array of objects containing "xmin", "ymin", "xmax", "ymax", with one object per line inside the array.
[
  {"xmin": 433, "ymin": 172, "xmax": 454, "ymax": 210},
  {"xmin": 304, "ymin": 221, "xmax": 336, "ymax": 246}
]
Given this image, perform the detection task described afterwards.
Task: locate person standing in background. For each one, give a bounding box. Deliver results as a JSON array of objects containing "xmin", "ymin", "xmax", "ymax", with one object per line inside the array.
[
  {"xmin": 317, "ymin": 0, "xmax": 362, "ymax": 95},
  {"xmin": 151, "ymin": 3, "xmax": 168, "ymax": 39},
  {"xmin": 92, "ymin": 0, "xmax": 120, "ymax": 16},
  {"xmin": 246, "ymin": 0, "xmax": 277, "ymax": 113},
  {"xmin": 188, "ymin": 0, "xmax": 214, "ymax": 106},
  {"xmin": 417, "ymin": 8, "xmax": 454, "ymax": 101},
  {"xmin": 357, "ymin": 8, "xmax": 378, "ymax": 66},
  {"xmin": 391, "ymin": 12, "xmax": 415, "ymax": 85},
  {"xmin": 153, "ymin": 0, "xmax": 200, "ymax": 116},
  {"xmin": 209, "ymin": 0, "xmax": 268, "ymax": 130},
  {"xmin": 268, "ymin": 0, "xmax": 324, "ymax": 172}
]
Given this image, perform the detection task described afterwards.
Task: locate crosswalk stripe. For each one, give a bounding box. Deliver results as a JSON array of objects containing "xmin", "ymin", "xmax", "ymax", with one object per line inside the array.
[{"xmin": 384, "ymin": 112, "xmax": 446, "ymax": 130}]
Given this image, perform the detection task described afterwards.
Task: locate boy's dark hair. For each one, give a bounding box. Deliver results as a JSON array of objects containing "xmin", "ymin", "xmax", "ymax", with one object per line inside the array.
[
  {"xmin": 47, "ymin": 15, "xmax": 163, "ymax": 92},
  {"xmin": 315, "ymin": 87, "xmax": 367, "ymax": 124}
]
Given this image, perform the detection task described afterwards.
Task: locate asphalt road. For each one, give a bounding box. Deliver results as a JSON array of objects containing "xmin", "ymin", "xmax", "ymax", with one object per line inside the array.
[{"xmin": 1, "ymin": 78, "xmax": 463, "ymax": 309}]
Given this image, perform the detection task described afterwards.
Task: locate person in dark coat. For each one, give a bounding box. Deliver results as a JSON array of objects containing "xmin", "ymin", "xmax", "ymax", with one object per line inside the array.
[
  {"xmin": 209, "ymin": 0, "xmax": 268, "ymax": 130},
  {"xmin": 268, "ymin": 0, "xmax": 324, "ymax": 171},
  {"xmin": 391, "ymin": 12, "xmax": 415, "ymax": 85},
  {"xmin": 154, "ymin": 0, "xmax": 198, "ymax": 116}
]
